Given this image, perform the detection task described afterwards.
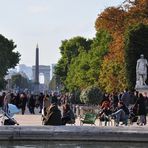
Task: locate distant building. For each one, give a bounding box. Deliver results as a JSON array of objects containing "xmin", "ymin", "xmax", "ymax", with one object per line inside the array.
[
  {"xmin": 5, "ymin": 71, "xmax": 17, "ymax": 81},
  {"xmin": 18, "ymin": 64, "xmax": 32, "ymax": 80},
  {"xmin": 32, "ymin": 65, "xmax": 50, "ymax": 90},
  {"xmin": 8, "ymin": 68, "xmax": 17, "ymax": 74},
  {"xmin": 18, "ymin": 71, "xmax": 29, "ymax": 79},
  {"xmin": 51, "ymin": 64, "xmax": 56, "ymax": 79},
  {"xmin": 5, "ymin": 71, "xmax": 29, "ymax": 91}
]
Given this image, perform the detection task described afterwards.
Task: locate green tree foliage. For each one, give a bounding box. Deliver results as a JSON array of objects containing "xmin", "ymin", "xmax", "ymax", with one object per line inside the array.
[
  {"xmin": 55, "ymin": 36, "xmax": 92, "ymax": 91},
  {"xmin": 0, "ymin": 78, "xmax": 7, "ymax": 89},
  {"xmin": 0, "ymin": 34, "xmax": 20, "ymax": 89},
  {"xmin": 65, "ymin": 50, "xmax": 90, "ymax": 91},
  {"xmin": 99, "ymin": 58, "xmax": 127, "ymax": 93},
  {"xmin": 88, "ymin": 30, "xmax": 112, "ymax": 84},
  {"xmin": 49, "ymin": 75, "xmax": 61, "ymax": 91},
  {"xmin": 11, "ymin": 74, "xmax": 29, "ymax": 90},
  {"xmin": 80, "ymin": 85, "xmax": 103, "ymax": 105},
  {"xmin": 65, "ymin": 30, "xmax": 111, "ymax": 92},
  {"xmin": 49, "ymin": 75, "xmax": 57, "ymax": 91},
  {"xmin": 125, "ymin": 23, "xmax": 148, "ymax": 89}
]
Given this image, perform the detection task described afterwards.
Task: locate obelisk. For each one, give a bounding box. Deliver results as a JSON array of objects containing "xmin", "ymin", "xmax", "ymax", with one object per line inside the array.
[{"xmin": 34, "ymin": 44, "xmax": 39, "ymax": 94}]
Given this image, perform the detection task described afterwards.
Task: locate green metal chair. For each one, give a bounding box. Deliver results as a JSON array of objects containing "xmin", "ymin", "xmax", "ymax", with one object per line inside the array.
[{"xmin": 80, "ymin": 113, "xmax": 97, "ymax": 125}]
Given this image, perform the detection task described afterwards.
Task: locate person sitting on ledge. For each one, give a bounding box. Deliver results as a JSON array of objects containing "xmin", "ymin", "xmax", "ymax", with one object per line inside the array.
[
  {"xmin": 99, "ymin": 100, "xmax": 112, "ymax": 126},
  {"xmin": 62, "ymin": 104, "xmax": 75, "ymax": 125},
  {"xmin": 111, "ymin": 101, "xmax": 129, "ymax": 126},
  {"xmin": 43, "ymin": 103, "xmax": 62, "ymax": 126}
]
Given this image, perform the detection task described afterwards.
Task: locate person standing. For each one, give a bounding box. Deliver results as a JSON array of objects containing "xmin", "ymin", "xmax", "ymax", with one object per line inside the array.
[
  {"xmin": 3, "ymin": 93, "xmax": 10, "ymax": 114},
  {"xmin": 51, "ymin": 92, "xmax": 58, "ymax": 105},
  {"xmin": 0, "ymin": 92, "xmax": 6, "ymax": 108},
  {"xmin": 38, "ymin": 92, "xmax": 44, "ymax": 113},
  {"xmin": 28, "ymin": 94, "xmax": 36, "ymax": 114},
  {"xmin": 120, "ymin": 89, "xmax": 131, "ymax": 107},
  {"xmin": 135, "ymin": 93, "xmax": 147, "ymax": 126},
  {"xmin": 20, "ymin": 93, "xmax": 27, "ymax": 115}
]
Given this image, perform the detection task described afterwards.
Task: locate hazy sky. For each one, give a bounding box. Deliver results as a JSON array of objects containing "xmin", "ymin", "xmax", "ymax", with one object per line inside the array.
[{"xmin": 0, "ymin": 0, "xmax": 124, "ymax": 66}]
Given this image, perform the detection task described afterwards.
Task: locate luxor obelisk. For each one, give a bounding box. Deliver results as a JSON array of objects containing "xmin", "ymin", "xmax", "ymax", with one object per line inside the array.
[{"xmin": 34, "ymin": 44, "xmax": 39, "ymax": 94}]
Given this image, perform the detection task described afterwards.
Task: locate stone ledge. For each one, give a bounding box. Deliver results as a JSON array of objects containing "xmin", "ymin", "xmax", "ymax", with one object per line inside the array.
[{"xmin": 0, "ymin": 126, "xmax": 148, "ymax": 142}]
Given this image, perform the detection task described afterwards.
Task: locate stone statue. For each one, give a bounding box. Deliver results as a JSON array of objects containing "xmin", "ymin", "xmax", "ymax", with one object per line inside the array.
[{"xmin": 136, "ymin": 54, "xmax": 148, "ymax": 87}]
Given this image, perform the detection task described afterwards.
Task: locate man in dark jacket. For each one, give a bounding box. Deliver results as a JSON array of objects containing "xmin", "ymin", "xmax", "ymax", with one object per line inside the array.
[
  {"xmin": 111, "ymin": 101, "xmax": 129, "ymax": 126},
  {"xmin": 135, "ymin": 93, "xmax": 147, "ymax": 125},
  {"xmin": 120, "ymin": 89, "xmax": 131, "ymax": 107}
]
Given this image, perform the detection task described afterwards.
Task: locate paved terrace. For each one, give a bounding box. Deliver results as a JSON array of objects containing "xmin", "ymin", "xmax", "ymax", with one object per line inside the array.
[{"xmin": 0, "ymin": 113, "xmax": 148, "ymax": 142}]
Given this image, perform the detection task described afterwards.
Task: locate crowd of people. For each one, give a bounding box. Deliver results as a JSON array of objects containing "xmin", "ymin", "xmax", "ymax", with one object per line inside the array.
[
  {"xmin": 0, "ymin": 91, "xmax": 75, "ymax": 126},
  {"xmin": 0, "ymin": 89, "xmax": 148, "ymax": 126},
  {"xmin": 99, "ymin": 89, "xmax": 148, "ymax": 126}
]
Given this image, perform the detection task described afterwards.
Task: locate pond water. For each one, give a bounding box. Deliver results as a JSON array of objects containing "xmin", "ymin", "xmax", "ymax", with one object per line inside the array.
[{"xmin": 0, "ymin": 141, "xmax": 148, "ymax": 148}]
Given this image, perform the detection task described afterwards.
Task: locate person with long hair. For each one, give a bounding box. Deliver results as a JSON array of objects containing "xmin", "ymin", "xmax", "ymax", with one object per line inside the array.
[
  {"xmin": 43, "ymin": 103, "xmax": 62, "ymax": 125},
  {"xmin": 62, "ymin": 104, "xmax": 75, "ymax": 125}
]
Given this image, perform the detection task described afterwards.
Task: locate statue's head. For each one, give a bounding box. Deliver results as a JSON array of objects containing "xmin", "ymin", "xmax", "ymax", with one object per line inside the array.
[{"xmin": 140, "ymin": 54, "xmax": 144, "ymax": 58}]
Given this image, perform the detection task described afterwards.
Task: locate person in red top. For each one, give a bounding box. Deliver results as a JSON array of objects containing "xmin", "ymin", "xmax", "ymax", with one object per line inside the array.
[
  {"xmin": 101, "ymin": 101, "xmax": 110, "ymax": 109},
  {"xmin": 99, "ymin": 100, "xmax": 112, "ymax": 126}
]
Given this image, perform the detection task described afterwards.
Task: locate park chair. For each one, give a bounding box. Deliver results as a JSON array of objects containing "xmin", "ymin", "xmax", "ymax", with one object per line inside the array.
[{"xmin": 80, "ymin": 113, "xmax": 97, "ymax": 125}]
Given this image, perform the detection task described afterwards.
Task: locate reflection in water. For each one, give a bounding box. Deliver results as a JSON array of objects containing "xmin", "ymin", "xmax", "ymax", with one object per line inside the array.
[{"xmin": 0, "ymin": 141, "xmax": 148, "ymax": 148}]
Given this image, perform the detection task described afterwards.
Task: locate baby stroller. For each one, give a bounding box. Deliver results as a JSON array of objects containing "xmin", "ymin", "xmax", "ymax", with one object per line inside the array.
[{"xmin": 0, "ymin": 104, "xmax": 20, "ymax": 125}]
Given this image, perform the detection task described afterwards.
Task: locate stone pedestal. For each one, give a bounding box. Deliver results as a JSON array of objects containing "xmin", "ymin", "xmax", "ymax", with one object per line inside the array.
[{"xmin": 135, "ymin": 85, "xmax": 148, "ymax": 96}]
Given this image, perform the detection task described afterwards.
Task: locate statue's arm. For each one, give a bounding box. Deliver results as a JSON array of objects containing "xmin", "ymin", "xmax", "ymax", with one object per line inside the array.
[
  {"xmin": 136, "ymin": 61, "xmax": 139, "ymax": 71},
  {"xmin": 146, "ymin": 59, "xmax": 148, "ymax": 66}
]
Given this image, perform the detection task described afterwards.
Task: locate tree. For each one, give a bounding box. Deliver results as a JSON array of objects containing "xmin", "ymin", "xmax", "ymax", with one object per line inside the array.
[
  {"xmin": 65, "ymin": 30, "xmax": 111, "ymax": 92},
  {"xmin": 55, "ymin": 36, "xmax": 92, "ymax": 91},
  {"xmin": 95, "ymin": 6, "xmax": 128, "ymax": 92},
  {"xmin": 95, "ymin": 7, "xmax": 126, "ymax": 34},
  {"xmin": 88, "ymin": 30, "xmax": 112, "ymax": 85},
  {"xmin": 49, "ymin": 75, "xmax": 61, "ymax": 92},
  {"xmin": 49, "ymin": 75, "xmax": 57, "ymax": 91},
  {"xmin": 11, "ymin": 74, "xmax": 29, "ymax": 90},
  {"xmin": 65, "ymin": 50, "xmax": 90, "ymax": 91},
  {"xmin": 125, "ymin": 0, "xmax": 148, "ymax": 26},
  {"xmin": 0, "ymin": 34, "xmax": 20, "ymax": 89},
  {"xmin": 80, "ymin": 85, "xmax": 103, "ymax": 105}
]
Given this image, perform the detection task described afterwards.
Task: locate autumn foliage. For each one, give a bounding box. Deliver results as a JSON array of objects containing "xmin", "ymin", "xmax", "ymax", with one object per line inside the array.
[
  {"xmin": 55, "ymin": 0, "xmax": 148, "ymax": 96},
  {"xmin": 95, "ymin": 0, "xmax": 148, "ymax": 92}
]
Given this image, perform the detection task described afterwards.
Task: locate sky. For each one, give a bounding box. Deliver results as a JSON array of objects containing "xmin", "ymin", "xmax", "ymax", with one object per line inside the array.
[{"xmin": 0, "ymin": 0, "xmax": 124, "ymax": 67}]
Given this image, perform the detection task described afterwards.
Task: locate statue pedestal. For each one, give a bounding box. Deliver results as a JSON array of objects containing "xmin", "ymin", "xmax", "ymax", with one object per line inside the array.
[{"xmin": 135, "ymin": 85, "xmax": 148, "ymax": 95}]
